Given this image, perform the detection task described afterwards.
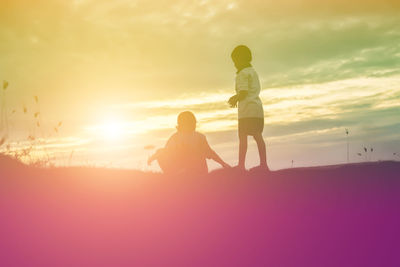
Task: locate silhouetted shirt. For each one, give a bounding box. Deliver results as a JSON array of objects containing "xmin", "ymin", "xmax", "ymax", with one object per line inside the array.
[
  {"xmin": 235, "ymin": 66, "xmax": 264, "ymax": 119},
  {"xmin": 164, "ymin": 131, "xmax": 213, "ymax": 174}
]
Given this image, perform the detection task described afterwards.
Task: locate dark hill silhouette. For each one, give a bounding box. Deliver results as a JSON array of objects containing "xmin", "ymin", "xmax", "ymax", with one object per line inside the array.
[{"xmin": 1, "ymin": 155, "xmax": 399, "ymax": 267}]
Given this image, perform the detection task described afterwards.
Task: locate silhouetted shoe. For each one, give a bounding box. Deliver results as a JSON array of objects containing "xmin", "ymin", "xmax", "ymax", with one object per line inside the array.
[{"xmin": 249, "ymin": 165, "xmax": 270, "ymax": 173}]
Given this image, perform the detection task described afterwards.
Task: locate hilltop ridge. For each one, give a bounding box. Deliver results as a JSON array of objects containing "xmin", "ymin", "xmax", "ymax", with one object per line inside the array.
[{"xmin": 1, "ymin": 155, "xmax": 399, "ymax": 267}]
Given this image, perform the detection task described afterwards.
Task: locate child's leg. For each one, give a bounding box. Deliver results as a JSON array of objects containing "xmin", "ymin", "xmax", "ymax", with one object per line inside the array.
[
  {"xmin": 253, "ymin": 133, "xmax": 267, "ymax": 167},
  {"xmin": 153, "ymin": 149, "xmax": 166, "ymax": 172},
  {"xmin": 154, "ymin": 148, "xmax": 173, "ymax": 173},
  {"xmin": 238, "ymin": 132, "xmax": 248, "ymax": 169}
]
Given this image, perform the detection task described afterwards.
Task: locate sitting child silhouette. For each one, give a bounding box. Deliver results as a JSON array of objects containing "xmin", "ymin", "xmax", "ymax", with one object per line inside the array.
[{"xmin": 148, "ymin": 111, "xmax": 230, "ymax": 174}]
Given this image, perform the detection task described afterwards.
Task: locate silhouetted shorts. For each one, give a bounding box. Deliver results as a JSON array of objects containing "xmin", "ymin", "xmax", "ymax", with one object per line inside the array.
[{"xmin": 238, "ymin": 117, "xmax": 264, "ymax": 136}]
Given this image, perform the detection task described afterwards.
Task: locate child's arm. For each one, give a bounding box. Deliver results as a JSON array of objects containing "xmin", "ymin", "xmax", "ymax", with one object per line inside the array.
[
  {"xmin": 147, "ymin": 148, "xmax": 162, "ymax": 165},
  {"xmin": 209, "ymin": 149, "xmax": 231, "ymax": 168},
  {"xmin": 228, "ymin": 70, "xmax": 250, "ymax": 107},
  {"xmin": 147, "ymin": 152, "xmax": 157, "ymax": 165},
  {"xmin": 147, "ymin": 134, "xmax": 176, "ymax": 166},
  {"xmin": 228, "ymin": 91, "xmax": 248, "ymax": 108},
  {"xmin": 203, "ymin": 137, "xmax": 230, "ymax": 168},
  {"xmin": 237, "ymin": 90, "xmax": 248, "ymax": 101},
  {"xmin": 228, "ymin": 95, "xmax": 238, "ymax": 107}
]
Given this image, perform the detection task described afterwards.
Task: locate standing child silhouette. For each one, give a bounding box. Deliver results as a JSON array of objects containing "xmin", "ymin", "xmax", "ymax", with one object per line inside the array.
[{"xmin": 228, "ymin": 45, "xmax": 269, "ymax": 171}]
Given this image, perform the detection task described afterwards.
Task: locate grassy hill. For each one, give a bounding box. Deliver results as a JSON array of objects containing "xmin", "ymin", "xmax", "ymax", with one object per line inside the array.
[{"xmin": 1, "ymin": 155, "xmax": 399, "ymax": 267}]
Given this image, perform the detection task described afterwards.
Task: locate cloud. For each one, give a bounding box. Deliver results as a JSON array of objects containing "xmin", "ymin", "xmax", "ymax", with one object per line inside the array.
[
  {"xmin": 107, "ymin": 75, "xmax": 400, "ymax": 140},
  {"xmin": 2, "ymin": 0, "xmax": 400, "ymax": 102}
]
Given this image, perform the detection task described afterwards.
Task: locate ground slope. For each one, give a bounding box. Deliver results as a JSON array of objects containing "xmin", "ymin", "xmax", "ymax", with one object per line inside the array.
[{"xmin": 1, "ymin": 157, "xmax": 399, "ymax": 266}]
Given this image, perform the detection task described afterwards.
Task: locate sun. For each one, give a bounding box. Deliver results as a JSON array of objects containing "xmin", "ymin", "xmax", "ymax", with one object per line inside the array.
[
  {"xmin": 86, "ymin": 112, "xmax": 130, "ymax": 142},
  {"xmin": 94, "ymin": 115, "xmax": 127, "ymax": 141},
  {"xmin": 103, "ymin": 121, "xmax": 124, "ymax": 140}
]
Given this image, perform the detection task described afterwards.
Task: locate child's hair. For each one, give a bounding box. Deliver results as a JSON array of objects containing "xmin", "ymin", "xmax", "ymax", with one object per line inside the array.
[
  {"xmin": 231, "ymin": 45, "xmax": 252, "ymax": 63},
  {"xmin": 177, "ymin": 111, "xmax": 197, "ymax": 132}
]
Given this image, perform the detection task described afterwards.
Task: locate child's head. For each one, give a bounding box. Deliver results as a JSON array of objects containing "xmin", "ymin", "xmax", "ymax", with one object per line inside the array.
[
  {"xmin": 177, "ymin": 111, "xmax": 197, "ymax": 133},
  {"xmin": 231, "ymin": 45, "xmax": 252, "ymax": 69}
]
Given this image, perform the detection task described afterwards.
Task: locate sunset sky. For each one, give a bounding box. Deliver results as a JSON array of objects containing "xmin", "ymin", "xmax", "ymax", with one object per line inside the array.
[{"xmin": 1, "ymin": 0, "xmax": 400, "ymax": 170}]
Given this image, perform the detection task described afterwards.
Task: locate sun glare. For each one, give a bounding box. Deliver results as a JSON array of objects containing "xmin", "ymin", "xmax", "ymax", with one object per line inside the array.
[
  {"xmin": 103, "ymin": 121, "xmax": 124, "ymax": 140},
  {"xmin": 90, "ymin": 115, "xmax": 127, "ymax": 141}
]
